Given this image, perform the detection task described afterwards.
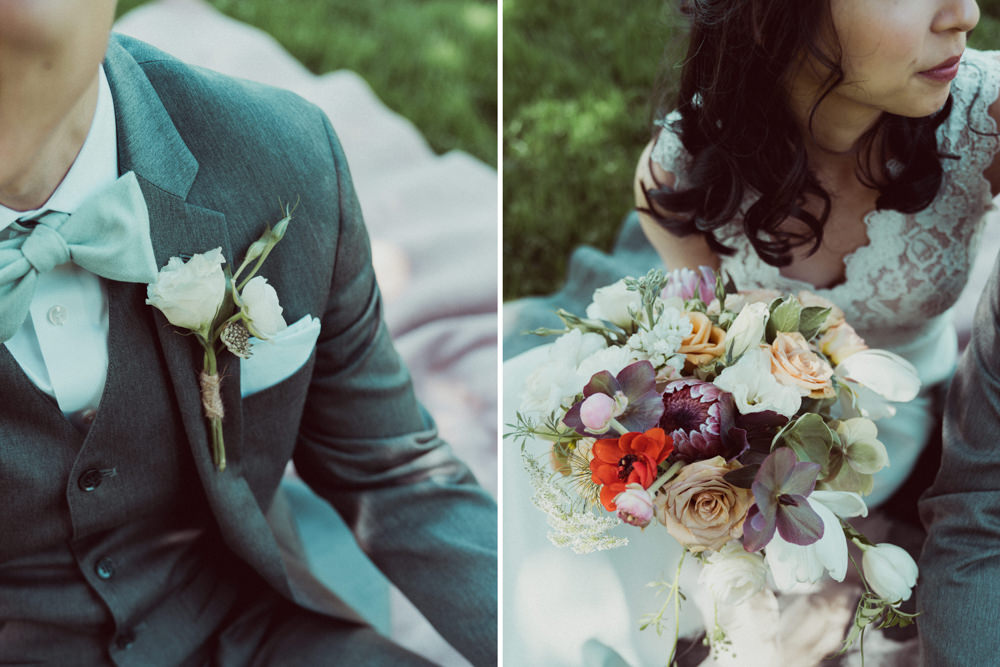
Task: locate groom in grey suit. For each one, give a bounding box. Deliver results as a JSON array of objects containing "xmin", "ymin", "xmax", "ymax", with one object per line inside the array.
[
  {"xmin": 0, "ymin": 2, "xmax": 496, "ymax": 665},
  {"xmin": 919, "ymin": 248, "xmax": 1000, "ymax": 665}
]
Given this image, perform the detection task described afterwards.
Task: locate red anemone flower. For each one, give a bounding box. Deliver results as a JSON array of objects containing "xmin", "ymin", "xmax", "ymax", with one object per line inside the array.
[{"xmin": 590, "ymin": 427, "xmax": 674, "ymax": 511}]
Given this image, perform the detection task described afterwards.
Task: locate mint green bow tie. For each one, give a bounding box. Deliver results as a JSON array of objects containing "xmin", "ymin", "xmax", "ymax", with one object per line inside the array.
[{"xmin": 0, "ymin": 171, "xmax": 158, "ymax": 342}]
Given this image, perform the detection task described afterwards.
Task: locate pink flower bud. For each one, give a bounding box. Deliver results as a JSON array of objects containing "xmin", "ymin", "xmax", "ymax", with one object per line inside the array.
[
  {"xmin": 614, "ymin": 483, "xmax": 654, "ymax": 528},
  {"xmin": 580, "ymin": 393, "xmax": 616, "ymax": 431}
]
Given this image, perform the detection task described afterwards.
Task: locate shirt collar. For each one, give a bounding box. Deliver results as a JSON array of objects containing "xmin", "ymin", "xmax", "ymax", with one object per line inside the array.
[{"xmin": 0, "ymin": 65, "xmax": 119, "ymax": 233}]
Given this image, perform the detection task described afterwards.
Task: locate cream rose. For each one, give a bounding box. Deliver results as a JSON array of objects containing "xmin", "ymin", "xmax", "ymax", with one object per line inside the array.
[
  {"xmin": 241, "ymin": 276, "xmax": 287, "ymax": 338},
  {"xmin": 654, "ymin": 456, "xmax": 753, "ymax": 553},
  {"xmin": 679, "ymin": 311, "xmax": 726, "ymax": 368},
  {"xmin": 817, "ymin": 321, "xmax": 868, "ymax": 366},
  {"xmin": 145, "ymin": 247, "xmax": 226, "ymax": 336},
  {"xmin": 769, "ymin": 331, "xmax": 835, "ymax": 399},
  {"xmin": 586, "ymin": 279, "xmax": 642, "ymax": 328}
]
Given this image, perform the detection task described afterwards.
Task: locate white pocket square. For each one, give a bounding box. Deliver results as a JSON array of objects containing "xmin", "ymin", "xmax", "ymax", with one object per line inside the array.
[{"xmin": 240, "ymin": 314, "xmax": 321, "ymax": 397}]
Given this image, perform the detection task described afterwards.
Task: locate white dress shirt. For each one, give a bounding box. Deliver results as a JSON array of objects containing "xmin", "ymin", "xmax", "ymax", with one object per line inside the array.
[{"xmin": 1, "ymin": 66, "xmax": 118, "ymax": 416}]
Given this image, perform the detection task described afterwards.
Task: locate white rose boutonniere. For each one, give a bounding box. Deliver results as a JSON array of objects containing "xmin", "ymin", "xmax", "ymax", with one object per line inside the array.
[
  {"xmin": 145, "ymin": 248, "xmax": 227, "ymax": 336},
  {"xmin": 146, "ymin": 204, "xmax": 295, "ymax": 471}
]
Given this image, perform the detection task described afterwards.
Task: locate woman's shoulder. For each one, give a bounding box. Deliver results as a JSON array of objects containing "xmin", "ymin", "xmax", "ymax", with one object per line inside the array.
[{"xmin": 940, "ymin": 49, "xmax": 1000, "ymax": 153}]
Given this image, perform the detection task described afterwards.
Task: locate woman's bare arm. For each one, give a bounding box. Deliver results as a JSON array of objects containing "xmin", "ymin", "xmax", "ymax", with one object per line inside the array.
[{"xmin": 633, "ymin": 138, "xmax": 720, "ymax": 272}]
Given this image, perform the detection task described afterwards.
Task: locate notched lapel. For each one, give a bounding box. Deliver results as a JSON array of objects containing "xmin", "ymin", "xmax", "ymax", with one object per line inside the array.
[{"xmin": 106, "ymin": 34, "xmax": 294, "ymax": 601}]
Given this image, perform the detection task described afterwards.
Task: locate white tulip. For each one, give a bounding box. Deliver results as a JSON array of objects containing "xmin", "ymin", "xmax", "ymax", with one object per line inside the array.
[
  {"xmin": 862, "ymin": 543, "xmax": 919, "ymax": 603},
  {"xmin": 835, "ymin": 349, "xmax": 920, "ymax": 402},
  {"xmin": 146, "ymin": 247, "xmax": 226, "ymax": 337},
  {"xmin": 724, "ymin": 301, "xmax": 769, "ymax": 364},
  {"xmin": 765, "ymin": 490, "xmax": 868, "ymax": 590}
]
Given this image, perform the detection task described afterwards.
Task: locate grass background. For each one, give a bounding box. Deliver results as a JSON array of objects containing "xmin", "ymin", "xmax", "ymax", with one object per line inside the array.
[
  {"xmin": 503, "ymin": 0, "xmax": 1000, "ymax": 300},
  {"xmin": 116, "ymin": 0, "xmax": 498, "ymax": 167}
]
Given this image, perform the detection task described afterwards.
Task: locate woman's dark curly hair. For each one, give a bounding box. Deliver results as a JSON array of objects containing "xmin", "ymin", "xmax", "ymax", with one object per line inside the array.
[{"xmin": 640, "ymin": 0, "xmax": 954, "ymax": 266}]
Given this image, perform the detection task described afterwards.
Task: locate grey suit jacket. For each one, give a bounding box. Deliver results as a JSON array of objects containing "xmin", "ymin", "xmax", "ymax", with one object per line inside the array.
[
  {"xmin": 103, "ymin": 34, "xmax": 497, "ymax": 665},
  {"xmin": 919, "ymin": 249, "xmax": 1000, "ymax": 665}
]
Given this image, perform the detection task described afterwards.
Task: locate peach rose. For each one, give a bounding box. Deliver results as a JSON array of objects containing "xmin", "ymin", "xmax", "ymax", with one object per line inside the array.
[
  {"xmin": 654, "ymin": 456, "xmax": 753, "ymax": 553},
  {"xmin": 817, "ymin": 321, "xmax": 869, "ymax": 366},
  {"xmin": 796, "ymin": 291, "xmax": 845, "ymax": 330},
  {"xmin": 678, "ymin": 311, "xmax": 726, "ymax": 368},
  {"xmin": 769, "ymin": 331, "xmax": 835, "ymax": 399}
]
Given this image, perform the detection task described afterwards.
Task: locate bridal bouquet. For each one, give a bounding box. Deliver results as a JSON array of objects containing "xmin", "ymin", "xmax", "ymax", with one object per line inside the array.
[{"xmin": 508, "ymin": 267, "xmax": 921, "ymax": 660}]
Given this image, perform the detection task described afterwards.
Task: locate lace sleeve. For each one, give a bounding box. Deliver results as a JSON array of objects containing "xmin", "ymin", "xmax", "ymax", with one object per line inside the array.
[
  {"xmin": 938, "ymin": 48, "xmax": 1000, "ymax": 175},
  {"xmin": 649, "ymin": 110, "xmax": 692, "ymax": 185}
]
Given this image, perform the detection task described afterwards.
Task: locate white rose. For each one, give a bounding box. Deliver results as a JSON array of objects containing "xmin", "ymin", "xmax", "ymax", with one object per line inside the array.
[
  {"xmin": 240, "ymin": 276, "xmax": 287, "ymax": 338},
  {"xmin": 862, "ymin": 543, "xmax": 918, "ymax": 603},
  {"xmin": 724, "ymin": 301, "xmax": 769, "ymax": 364},
  {"xmin": 146, "ymin": 247, "xmax": 226, "ymax": 336},
  {"xmin": 699, "ymin": 541, "xmax": 768, "ymax": 605},
  {"xmin": 586, "ymin": 279, "xmax": 641, "ymax": 328}
]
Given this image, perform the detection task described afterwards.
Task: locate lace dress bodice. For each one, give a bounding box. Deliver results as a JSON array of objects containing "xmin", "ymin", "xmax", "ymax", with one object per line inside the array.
[{"xmin": 651, "ymin": 49, "xmax": 1000, "ymax": 387}]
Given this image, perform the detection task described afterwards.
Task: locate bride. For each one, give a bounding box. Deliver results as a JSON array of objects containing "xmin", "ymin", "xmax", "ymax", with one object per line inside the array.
[{"xmin": 505, "ymin": 0, "xmax": 998, "ymax": 664}]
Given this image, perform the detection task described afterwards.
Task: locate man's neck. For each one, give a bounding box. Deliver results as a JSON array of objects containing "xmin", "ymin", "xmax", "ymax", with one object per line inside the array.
[{"xmin": 0, "ymin": 74, "xmax": 100, "ymax": 212}]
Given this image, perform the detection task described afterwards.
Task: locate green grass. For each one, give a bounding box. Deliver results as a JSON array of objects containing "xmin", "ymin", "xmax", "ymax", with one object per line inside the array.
[
  {"xmin": 504, "ymin": 2, "xmax": 1000, "ymax": 301},
  {"xmin": 116, "ymin": 0, "xmax": 497, "ymax": 167}
]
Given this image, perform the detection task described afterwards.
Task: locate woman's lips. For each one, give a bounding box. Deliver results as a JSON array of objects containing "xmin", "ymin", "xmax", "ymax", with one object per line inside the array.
[{"xmin": 919, "ymin": 55, "xmax": 962, "ymax": 82}]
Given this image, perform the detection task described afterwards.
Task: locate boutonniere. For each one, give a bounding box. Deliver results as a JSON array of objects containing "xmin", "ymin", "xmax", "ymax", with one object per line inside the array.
[{"xmin": 145, "ymin": 204, "xmax": 295, "ymax": 471}]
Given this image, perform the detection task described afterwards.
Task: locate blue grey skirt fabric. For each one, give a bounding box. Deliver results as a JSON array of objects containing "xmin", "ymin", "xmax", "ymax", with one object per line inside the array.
[{"xmin": 503, "ymin": 211, "xmax": 660, "ymax": 360}]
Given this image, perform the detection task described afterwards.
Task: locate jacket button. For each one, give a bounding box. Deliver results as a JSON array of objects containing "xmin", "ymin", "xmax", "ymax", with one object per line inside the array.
[
  {"xmin": 78, "ymin": 469, "xmax": 104, "ymax": 492},
  {"xmin": 115, "ymin": 630, "xmax": 135, "ymax": 650},
  {"xmin": 95, "ymin": 557, "xmax": 116, "ymax": 580}
]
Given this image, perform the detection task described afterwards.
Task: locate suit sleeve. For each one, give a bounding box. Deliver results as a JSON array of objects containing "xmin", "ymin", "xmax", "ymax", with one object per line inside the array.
[
  {"xmin": 291, "ymin": 115, "xmax": 497, "ymax": 666},
  {"xmin": 918, "ymin": 250, "xmax": 1000, "ymax": 666}
]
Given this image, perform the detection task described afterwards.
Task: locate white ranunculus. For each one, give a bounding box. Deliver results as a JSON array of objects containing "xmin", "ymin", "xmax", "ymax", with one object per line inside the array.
[
  {"xmin": 713, "ymin": 347, "xmax": 802, "ymax": 418},
  {"xmin": 725, "ymin": 301, "xmax": 769, "ymax": 364},
  {"xmin": 146, "ymin": 247, "xmax": 226, "ymax": 336},
  {"xmin": 519, "ymin": 329, "xmax": 606, "ymax": 418},
  {"xmin": 836, "ymin": 349, "xmax": 920, "ymax": 402},
  {"xmin": 862, "ymin": 543, "xmax": 918, "ymax": 603},
  {"xmin": 576, "ymin": 344, "xmax": 635, "ymax": 382},
  {"xmin": 586, "ymin": 279, "xmax": 642, "ymax": 328},
  {"xmin": 765, "ymin": 490, "xmax": 868, "ymax": 591},
  {"xmin": 699, "ymin": 541, "xmax": 768, "ymax": 605},
  {"xmin": 240, "ymin": 276, "xmax": 287, "ymax": 338}
]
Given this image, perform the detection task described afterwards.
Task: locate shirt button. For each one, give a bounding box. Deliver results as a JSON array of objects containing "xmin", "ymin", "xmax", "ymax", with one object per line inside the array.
[
  {"xmin": 47, "ymin": 305, "xmax": 68, "ymax": 326},
  {"xmin": 95, "ymin": 557, "xmax": 116, "ymax": 580},
  {"xmin": 78, "ymin": 469, "xmax": 104, "ymax": 492}
]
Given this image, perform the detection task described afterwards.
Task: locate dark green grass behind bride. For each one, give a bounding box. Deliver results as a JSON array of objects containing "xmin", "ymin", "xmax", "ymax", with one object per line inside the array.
[{"xmin": 503, "ymin": 0, "xmax": 1000, "ymax": 301}]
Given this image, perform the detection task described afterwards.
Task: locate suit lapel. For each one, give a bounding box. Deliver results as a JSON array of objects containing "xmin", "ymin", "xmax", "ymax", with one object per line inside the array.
[{"xmin": 102, "ymin": 36, "xmax": 292, "ymax": 598}]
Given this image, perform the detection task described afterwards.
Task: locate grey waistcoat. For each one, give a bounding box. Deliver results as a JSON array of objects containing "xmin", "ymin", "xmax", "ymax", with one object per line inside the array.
[{"xmin": 0, "ymin": 281, "xmax": 246, "ymax": 665}]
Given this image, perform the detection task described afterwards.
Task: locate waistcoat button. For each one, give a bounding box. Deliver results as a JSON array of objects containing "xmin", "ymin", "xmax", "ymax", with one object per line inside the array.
[
  {"xmin": 115, "ymin": 630, "xmax": 135, "ymax": 650},
  {"xmin": 95, "ymin": 557, "xmax": 116, "ymax": 580},
  {"xmin": 78, "ymin": 468, "xmax": 104, "ymax": 492}
]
